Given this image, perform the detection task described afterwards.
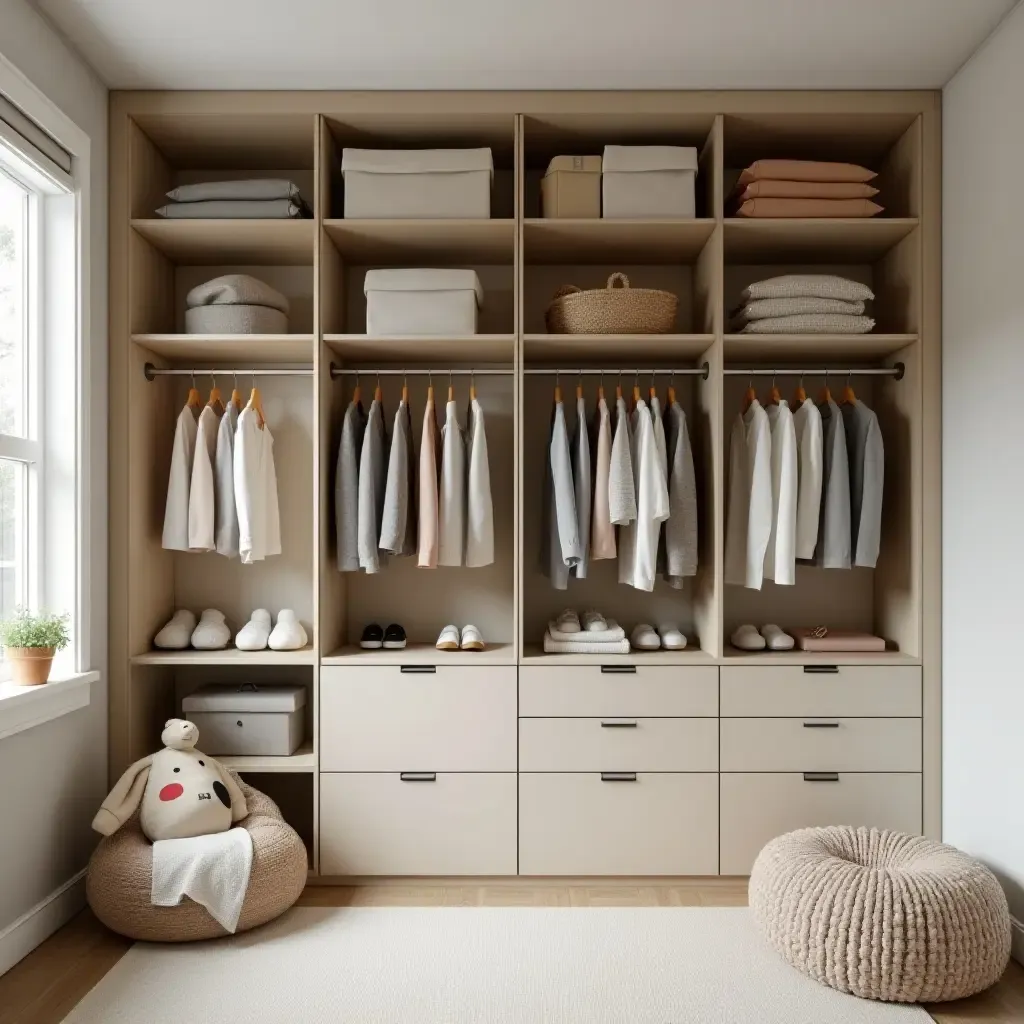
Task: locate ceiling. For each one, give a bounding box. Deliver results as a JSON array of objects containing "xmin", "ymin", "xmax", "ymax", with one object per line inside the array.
[{"xmin": 34, "ymin": 0, "xmax": 1016, "ymax": 91}]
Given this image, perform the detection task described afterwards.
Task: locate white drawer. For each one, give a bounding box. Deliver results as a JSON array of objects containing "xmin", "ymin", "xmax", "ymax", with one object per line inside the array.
[
  {"xmin": 720, "ymin": 666, "xmax": 921, "ymax": 717},
  {"xmin": 519, "ymin": 666, "xmax": 718, "ymax": 717},
  {"xmin": 720, "ymin": 717, "xmax": 921, "ymax": 772},
  {"xmin": 320, "ymin": 772, "xmax": 517, "ymax": 876},
  {"xmin": 320, "ymin": 666, "xmax": 516, "ymax": 771},
  {"xmin": 519, "ymin": 718, "xmax": 717, "ymax": 772},
  {"xmin": 519, "ymin": 772, "xmax": 718, "ymax": 876},
  {"xmin": 720, "ymin": 772, "xmax": 922, "ymax": 875}
]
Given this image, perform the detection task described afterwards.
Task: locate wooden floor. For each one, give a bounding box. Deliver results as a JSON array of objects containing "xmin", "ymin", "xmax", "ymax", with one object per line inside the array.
[{"xmin": 1, "ymin": 881, "xmax": 1021, "ymax": 1023}]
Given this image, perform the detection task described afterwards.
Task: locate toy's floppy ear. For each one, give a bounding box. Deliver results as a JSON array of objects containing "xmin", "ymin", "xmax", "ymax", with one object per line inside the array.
[
  {"xmin": 92, "ymin": 756, "xmax": 153, "ymax": 836},
  {"xmin": 215, "ymin": 762, "xmax": 248, "ymax": 822}
]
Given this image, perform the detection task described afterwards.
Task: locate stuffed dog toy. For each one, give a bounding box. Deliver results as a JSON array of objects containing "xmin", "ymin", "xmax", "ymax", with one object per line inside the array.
[{"xmin": 92, "ymin": 719, "xmax": 248, "ymax": 841}]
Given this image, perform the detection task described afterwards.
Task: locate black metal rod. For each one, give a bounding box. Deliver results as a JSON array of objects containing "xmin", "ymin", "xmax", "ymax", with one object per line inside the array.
[
  {"xmin": 726, "ymin": 363, "xmax": 904, "ymax": 380},
  {"xmin": 144, "ymin": 362, "xmax": 312, "ymax": 380}
]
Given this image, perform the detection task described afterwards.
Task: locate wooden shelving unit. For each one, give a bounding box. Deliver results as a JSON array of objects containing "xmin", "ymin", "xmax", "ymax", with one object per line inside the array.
[
  {"xmin": 132, "ymin": 334, "xmax": 315, "ymax": 365},
  {"xmin": 723, "ymin": 217, "xmax": 918, "ymax": 261},
  {"xmin": 325, "ymin": 334, "xmax": 514, "ymax": 364},
  {"xmin": 323, "ymin": 219, "xmax": 514, "ymax": 264},
  {"xmin": 219, "ymin": 742, "xmax": 315, "ymax": 774},
  {"xmin": 131, "ymin": 218, "xmax": 315, "ymax": 264},
  {"xmin": 523, "ymin": 218, "xmax": 715, "ymax": 263},
  {"xmin": 524, "ymin": 333, "xmax": 714, "ymax": 363},
  {"xmin": 723, "ymin": 333, "xmax": 917, "ymax": 361},
  {"xmin": 130, "ymin": 646, "xmax": 317, "ymax": 666}
]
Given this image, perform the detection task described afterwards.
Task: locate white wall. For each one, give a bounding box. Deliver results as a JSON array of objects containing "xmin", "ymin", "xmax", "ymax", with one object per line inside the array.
[
  {"xmin": 943, "ymin": 1, "xmax": 1024, "ymax": 952},
  {"xmin": 0, "ymin": 0, "xmax": 108, "ymax": 961}
]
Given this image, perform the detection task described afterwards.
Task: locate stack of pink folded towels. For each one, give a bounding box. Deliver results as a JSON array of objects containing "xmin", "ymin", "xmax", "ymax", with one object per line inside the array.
[{"xmin": 730, "ymin": 159, "xmax": 882, "ymax": 218}]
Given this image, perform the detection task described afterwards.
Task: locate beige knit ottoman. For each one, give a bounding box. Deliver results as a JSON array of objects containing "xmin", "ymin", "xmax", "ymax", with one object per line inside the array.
[
  {"xmin": 87, "ymin": 773, "xmax": 307, "ymax": 942},
  {"xmin": 750, "ymin": 826, "xmax": 1011, "ymax": 1003}
]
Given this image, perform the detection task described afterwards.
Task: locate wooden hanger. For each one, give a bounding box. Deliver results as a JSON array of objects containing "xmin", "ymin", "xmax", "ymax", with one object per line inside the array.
[
  {"xmin": 402, "ymin": 371, "xmax": 409, "ymax": 405},
  {"xmin": 352, "ymin": 371, "xmax": 362, "ymax": 408},
  {"xmin": 820, "ymin": 370, "xmax": 833, "ymax": 405},
  {"xmin": 615, "ymin": 372, "xmax": 622, "ymax": 402},
  {"xmin": 469, "ymin": 370, "xmax": 476, "ymax": 403},
  {"xmin": 375, "ymin": 371, "xmax": 383, "ymax": 404},
  {"xmin": 667, "ymin": 371, "xmax": 676, "ymax": 406},
  {"xmin": 576, "ymin": 370, "xmax": 583, "ymax": 403},
  {"xmin": 554, "ymin": 370, "xmax": 562, "ymax": 405},
  {"xmin": 207, "ymin": 374, "xmax": 224, "ymax": 414},
  {"xmin": 766, "ymin": 373, "xmax": 781, "ymax": 406},
  {"xmin": 841, "ymin": 371, "xmax": 856, "ymax": 405},
  {"xmin": 597, "ymin": 371, "xmax": 605, "ymax": 402},
  {"xmin": 793, "ymin": 374, "xmax": 807, "ymax": 405},
  {"xmin": 447, "ymin": 369, "xmax": 454, "ymax": 404},
  {"xmin": 632, "ymin": 370, "xmax": 641, "ymax": 406},
  {"xmin": 186, "ymin": 370, "xmax": 202, "ymax": 411},
  {"xmin": 230, "ymin": 371, "xmax": 244, "ymax": 411},
  {"xmin": 648, "ymin": 371, "xmax": 657, "ymax": 404},
  {"xmin": 246, "ymin": 371, "xmax": 265, "ymax": 429},
  {"xmin": 426, "ymin": 370, "xmax": 434, "ymax": 405},
  {"xmin": 742, "ymin": 375, "xmax": 756, "ymax": 412}
]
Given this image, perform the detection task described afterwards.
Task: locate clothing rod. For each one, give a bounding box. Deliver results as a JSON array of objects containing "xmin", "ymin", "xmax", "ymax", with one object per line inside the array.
[
  {"xmin": 330, "ymin": 365, "xmax": 513, "ymax": 378},
  {"xmin": 144, "ymin": 363, "xmax": 312, "ymax": 381},
  {"xmin": 524, "ymin": 363, "xmax": 710, "ymax": 380},
  {"xmin": 725, "ymin": 363, "xmax": 904, "ymax": 381}
]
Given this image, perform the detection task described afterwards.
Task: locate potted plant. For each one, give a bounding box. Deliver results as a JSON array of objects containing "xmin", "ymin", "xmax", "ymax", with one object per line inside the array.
[{"xmin": 0, "ymin": 608, "xmax": 70, "ymax": 686}]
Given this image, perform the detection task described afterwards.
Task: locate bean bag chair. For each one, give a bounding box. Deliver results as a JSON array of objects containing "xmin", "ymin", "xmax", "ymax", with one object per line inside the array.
[
  {"xmin": 750, "ymin": 826, "xmax": 1011, "ymax": 1003},
  {"xmin": 87, "ymin": 772, "xmax": 307, "ymax": 942}
]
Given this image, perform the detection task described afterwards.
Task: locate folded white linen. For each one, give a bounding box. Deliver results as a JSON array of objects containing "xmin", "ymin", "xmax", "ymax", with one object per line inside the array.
[
  {"xmin": 167, "ymin": 179, "xmax": 303, "ymax": 203},
  {"xmin": 151, "ymin": 826, "xmax": 253, "ymax": 933},
  {"xmin": 730, "ymin": 296, "xmax": 865, "ymax": 325},
  {"xmin": 156, "ymin": 199, "xmax": 305, "ymax": 219},
  {"xmin": 547, "ymin": 619, "xmax": 625, "ymax": 643},
  {"xmin": 739, "ymin": 313, "xmax": 875, "ymax": 334},
  {"xmin": 543, "ymin": 631, "xmax": 631, "ymax": 655}
]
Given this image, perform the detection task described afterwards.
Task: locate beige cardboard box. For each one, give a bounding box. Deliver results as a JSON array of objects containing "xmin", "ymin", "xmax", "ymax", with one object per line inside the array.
[{"xmin": 541, "ymin": 155, "xmax": 602, "ymax": 218}]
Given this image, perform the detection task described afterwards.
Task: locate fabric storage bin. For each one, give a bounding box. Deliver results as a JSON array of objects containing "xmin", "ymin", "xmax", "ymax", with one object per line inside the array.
[
  {"xmin": 602, "ymin": 145, "xmax": 698, "ymax": 219},
  {"xmin": 542, "ymin": 156, "xmax": 602, "ymax": 218},
  {"xmin": 341, "ymin": 148, "xmax": 493, "ymax": 219},
  {"xmin": 185, "ymin": 305, "xmax": 288, "ymax": 335},
  {"xmin": 364, "ymin": 268, "xmax": 482, "ymax": 335},
  {"xmin": 182, "ymin": 683, "xmax": 307, "ymax": 756}
]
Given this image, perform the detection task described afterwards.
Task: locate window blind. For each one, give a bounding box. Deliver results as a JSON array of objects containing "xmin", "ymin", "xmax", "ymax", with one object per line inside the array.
[{"xmin": 0, "ymin": 89, "xmax": 73, "ymax": 184}]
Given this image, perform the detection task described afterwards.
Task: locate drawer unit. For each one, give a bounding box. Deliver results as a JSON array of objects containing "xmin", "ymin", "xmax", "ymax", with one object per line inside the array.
[
  {"xmin": 519, "ymin": 666, "xmax": 718, "ymax": 718},
  {"xmin": 720, "ymin": 666, "xmax": 921, "ymax": 717},
  {"xmin": 519, "ymin": 718, "xmax": 717, "ymax": 772},
  {"xmin": 720, "ymin": 772, "xmax": 923, "ymax": 875},
  {"xmin": 720, "ymin": 717, "xmax": 921, "ymax": 772},
  {"xmin": 320, "ymin": 772, "xmax": 517, "ymax": 876},
  {"xmin": 519, "ymin": 772, "xmax": 718, "ymax": 876},
  {"xmin": 320, "ymin": 666, "xmax": 516, "ymax": 772}
]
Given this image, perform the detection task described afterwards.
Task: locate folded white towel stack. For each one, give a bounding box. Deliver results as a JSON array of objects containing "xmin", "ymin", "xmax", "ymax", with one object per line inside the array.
[
  {"xmin": 731, "ymin": 274, "xmax": 875, "ymax": 334},
  {"xmin": 157, "ymin": 178, "xmax": 310, "ymax": 220}
]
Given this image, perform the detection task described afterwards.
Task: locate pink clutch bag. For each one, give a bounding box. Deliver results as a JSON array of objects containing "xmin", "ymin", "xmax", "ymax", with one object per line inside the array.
[{"xmin": 791, "ymin": 627, "xmax": 887, "ymax": 652}]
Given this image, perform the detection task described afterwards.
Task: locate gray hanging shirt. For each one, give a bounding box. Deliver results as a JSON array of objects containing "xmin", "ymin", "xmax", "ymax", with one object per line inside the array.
[{"xmin": 335, "ymin": 399, "xmax": 366, "ymax": 571}]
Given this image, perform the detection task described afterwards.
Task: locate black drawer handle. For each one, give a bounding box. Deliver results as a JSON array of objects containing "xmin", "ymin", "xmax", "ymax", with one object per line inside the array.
[
  {"xmin": 400, "ymin": 772, "xmax": 437, "ymax": 782},
  {"xmin": 400, "ymin": 665, "xmax": 436, "ymax": 674},
  {"xmin": 601, "ymin": 721, "xmax": 638, "ymax": 728},
  {"xmin": 803, "ymin": 722, "xmax": 840, "ymax": 728},
  {"xmin": 803, "ymin": 665, "xmax": 839, "ymax": 674},
  {"xmin": 803, "ymin": 772, "xmax": 840, "ymax": 782},
  {"xmin": 601, "ymin": 665, "xmax": 637, "ymax": 674},
  {"xmin": 600, "ymin": 772, "xmax": 637, "ymax": 782}
]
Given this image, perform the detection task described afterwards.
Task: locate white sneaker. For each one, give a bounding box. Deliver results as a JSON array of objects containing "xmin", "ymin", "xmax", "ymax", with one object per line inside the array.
[
  {"xmin": 268, "ymin": 609, "xmax": 308, "ymax": 651},
  {"xmin": 630, "ymin": 623, "xmax": 661, "ymax": 650},
  {"xmin": 154, "ymin": 610, "xmax": 196, "ymax": 650},
  {"xmin": 658, "ymin": 624, "xmax": 687, "ymax": 650},
  {"xmin": 731, "ymin": 624, "xmax": 766, "ymax": 651},
  {"xmin": 460, "ymin": 625, "xmax": 485, "ymax": 651},
  {"xmin": 761, "ymin": 624, "xmax": 794, "ymax": 650},
  {"xmin": 436, "ymin": 624, "xmax": 460, "ymax": 651},
  {"xmin": 235, "ymin": 609, "xmax": 271, "ymax": 651},
  {"xmin": 191, "ymin": 609, "xmax": 230, "ymax": 650}
]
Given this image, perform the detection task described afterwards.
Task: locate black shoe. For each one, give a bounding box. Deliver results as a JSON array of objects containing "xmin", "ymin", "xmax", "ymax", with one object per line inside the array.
[
  {"xmin": 383, "ymin": 623, "xmax": 407, "ymax": 650},
  {"xmin": 359, "ymin": 623, "xmax": 384, "ymax": 649}
]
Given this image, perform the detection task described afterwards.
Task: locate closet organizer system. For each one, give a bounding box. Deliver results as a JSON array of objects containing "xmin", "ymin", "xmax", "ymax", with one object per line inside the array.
[{"xmin": 110, "ymin": 93, "xmax": 939, "ymax": 879}]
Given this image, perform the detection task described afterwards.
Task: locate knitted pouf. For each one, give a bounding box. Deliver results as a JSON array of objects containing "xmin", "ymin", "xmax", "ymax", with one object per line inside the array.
[
  {"xmin": 749, "ymin": 826, "xmax": 1011, "ymax": 1003},
  {"xmin": 87, "ymin": 773, "xmax": 307, "ymax": 942}
]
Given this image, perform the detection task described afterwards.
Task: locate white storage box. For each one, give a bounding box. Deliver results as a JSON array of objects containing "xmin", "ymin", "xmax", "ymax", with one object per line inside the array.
[
  {"xmin": 182, "ymin": 683, "xmax": 307, "ymax": 757},
  {"xmin": 341, "ymin": 148, "xmax": 493, "ymax": 219},
  {"xmin": 364, "ymin": 268, "xmax": 483, "ymax": 335},
  {"xmin": 602, "ymin": 145, "xmax": 698, "ymax": 219}
]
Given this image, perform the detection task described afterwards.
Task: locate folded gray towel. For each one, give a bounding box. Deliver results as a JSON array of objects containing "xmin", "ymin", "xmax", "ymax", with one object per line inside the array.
[
  {"xmin": 155, "ymin": 199, "xmax": 306, "ymax": 219},
  {"xmin": 167, "ymin": 179, "xmax": 302, "ymax": 203},
  {"xmin": 186, "ymin": 275, "xmax": 290, "ymax": 313}
]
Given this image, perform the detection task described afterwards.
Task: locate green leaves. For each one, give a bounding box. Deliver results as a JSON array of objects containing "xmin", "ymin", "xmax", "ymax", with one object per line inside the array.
[{"xmin": 0, "ymin": 607, "xmax": 70, "ymax": 650}]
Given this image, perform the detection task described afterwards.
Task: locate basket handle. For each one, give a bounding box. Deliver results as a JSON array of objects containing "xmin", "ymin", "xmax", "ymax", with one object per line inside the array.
[
  {"xmin": 607, "ymin": 273, "xmax": 630, "ymax": 290},
  {"xmin": 551, "ymin": 285, "xmax": 581, "ymax": 300}
]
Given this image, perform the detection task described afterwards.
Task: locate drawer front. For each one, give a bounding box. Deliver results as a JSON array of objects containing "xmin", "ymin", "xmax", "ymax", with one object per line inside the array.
[
  {"xmin": 720, "ymin": 718, "xmax": 921, "ymax": 772},
  {"xmin": 188, "ymin": 710, "xmax": 302, "ymax": 756},
  {"xmin": 320, "ymin": 666, "xmax": 516, "ymax": 771},
  {"xmin": 519, "ymin": 718, "xmax": 717, "ymax": 772},
  {"xmin": 720, "ymin": 666, "xmax": 921, "ymax": 717},
  {"xmin": 720, "ymin": 772, "xmax": 922, "ymax": 875},
  {"xmin": 519, "ymin": 666, "xmax": 718, "ymax": 717},
  {"xmin": 519, "ymin": 772, "xmax": 718, "ymax": 876},
  {"xmin": 320, "ymin": 772, "xmax": 517, "ymax": 876}
]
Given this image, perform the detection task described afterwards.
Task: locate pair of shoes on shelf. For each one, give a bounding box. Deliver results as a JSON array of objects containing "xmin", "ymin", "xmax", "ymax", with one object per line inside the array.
[
  {"xmin": 436, "ymin": 624, "xmax": 485, "ymax": 652},
  {"xmin": 360, "ymin": 623, "xmax": 407, "ymax": 650},
  {"xmin": 236, "ymin": 609, "xmax": 308, "ymax": 652},
  {"xmin": 154, "ymin": 609, "xmax": 231, "ymax": 651},
  {"xmin": 630, "ymin": 623, "xmax": 687, "ymax": 651},
  {"xmin": 554, "ymin": 609, "xmax": 610, "ymax": 634},
  {"xmin": 731, "ymin": 623, "xmax": 794, "ymax": 651}
]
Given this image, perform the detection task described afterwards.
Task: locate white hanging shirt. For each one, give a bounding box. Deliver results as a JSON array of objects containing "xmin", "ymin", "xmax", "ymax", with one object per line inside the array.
[
  {"xmin": 357, "ymin": 398, "xmax": 388, "ymax": 574},
  {"xmin": 233, "ymin": 407, "xmax": 282, "ymax": 565},
  {"xmin": 465, "ymin": 397, "xmax": 494, "ymax": 568},
  {"xmin": 664, "ymin": 400, "xmax": 698, "ymax": 586},
  {"xmin": 214, "ymin": 403, "xmax": 240, "ymax": 558},
  {"xmin": 162, "ymin": 403, "xmax": 199, "ymax": 551},
  {"xmin": 793, "ymin": 398, "xmax": 824, "ymax": 560},
  {"xmin": 608, "ymin": 395, "xmax": 637, "ymax": 526},
  {"xmin": 437, "ymin": 399, "xmax": 466, "ymax": 567},
  {"xmin": 380, "ymin": 400, "xmax": 415, "ymax": 558},
  {"xmin": 571, "ymin": 393, "xmax": 592, "ymax": 579},
  {"xmin": 764, "ymin": 400, "xmax": 798, "ymax": 586},
  {"xmin": 724, "ymin": 400, "xmax": 772, "ymax": 589},
  {"xmin": 188, "ymin": 404, "xmax": 223, "ymax": 552},
  {"xmin": 814, "ymin": 398, "xmax": 851, "ymax": 569}
]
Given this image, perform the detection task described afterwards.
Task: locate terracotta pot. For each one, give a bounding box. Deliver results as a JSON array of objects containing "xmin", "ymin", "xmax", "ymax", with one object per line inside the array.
[{"xmin": 5, "ymin": 647, "xmax": 56, "ymax": 686}]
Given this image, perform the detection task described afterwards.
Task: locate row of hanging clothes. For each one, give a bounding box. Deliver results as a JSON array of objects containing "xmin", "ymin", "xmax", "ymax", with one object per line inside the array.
[
  {"xmin": 335, "ymin": 371, "xmax": 495, "ymax": 573},
  {"xmin": 724, "ymin": 370, "xmax": 885, "ymax": 591},
  {"xmin": 162, "ymin": 372, "xmax": 282, "ymax": 564},
  {"xmin": 544, "ymin": 370, "xmax": 698, "ymax": 593}
]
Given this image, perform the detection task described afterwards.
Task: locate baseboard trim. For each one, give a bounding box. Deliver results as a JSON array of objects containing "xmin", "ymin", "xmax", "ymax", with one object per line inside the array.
[
  {"xmin": 0, "ymin": 869, "xmax": 87, "ymax": 977},
  {"xmin": 1012, "ymin": 916, "xmax": 1024, "ymax": 966}
]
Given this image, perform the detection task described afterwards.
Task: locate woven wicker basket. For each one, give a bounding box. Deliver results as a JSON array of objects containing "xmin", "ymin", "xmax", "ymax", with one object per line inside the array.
[{"xmin": 545, "ymin": 273, "xmax": 678, "ymax": 335}]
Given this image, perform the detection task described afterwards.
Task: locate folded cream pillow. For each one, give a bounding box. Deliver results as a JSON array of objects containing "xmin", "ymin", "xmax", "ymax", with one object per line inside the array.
[
  {"xmin": 737, "ymin": 159, "xmax": 877, "ymax": 184},
  {"xmin": 736, "ymin": 197, "xmax": 883, "ymax": 218},
  {"xmin": 167, "ymin": 179, "xmax": 302, "ymax": 203},
  {"xmin": 731, "ymin": 296, "xmax": 866, "ymax": 326},
  {"xmin": 736, "ymin": 180, "xmax": 879, "ymax": 200},
  {"xmin": 739, "ymin": 313, "xmax": 875, "ymax": 335},
  {"xmin": 742, "ymin": 274, "xmax": 874, "ymax": 303}
]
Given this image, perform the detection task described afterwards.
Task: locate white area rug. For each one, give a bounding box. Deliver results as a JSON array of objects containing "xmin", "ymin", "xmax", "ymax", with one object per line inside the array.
[{"xmin": 64, "ymin": 907, "xmax": 932, "ymax": 1023}]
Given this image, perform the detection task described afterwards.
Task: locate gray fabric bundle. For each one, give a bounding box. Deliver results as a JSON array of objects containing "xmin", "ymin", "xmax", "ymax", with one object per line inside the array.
[
  {"xmin": 167, "ymin": 179, "xmax": 302, "ymax": 203},
  {"xmin": 156, "ymin": 199, "xmax": 306, "ymax": 219},
  {"xmin": 739, "ymin": 313, "xmax": 876, "ymax": 334},
  {"xmin": 741, "ymin": 274, "xmax": 874, "ymax": 303},
  {"xmin": 736, "ymin": 274, "xmax": 875, "ymax": 334},
  {"xmin": 185, "ymin": 274, "xmax": 290, "ymax": 335},
  {"xmin": 187, "ymin": 275, "xmax": 290, "ymax": 313}
]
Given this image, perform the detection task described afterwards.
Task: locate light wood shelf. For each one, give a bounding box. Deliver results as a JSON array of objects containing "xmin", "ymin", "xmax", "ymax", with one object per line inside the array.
[
  {"xmin": 723, "ymin": 218, "xmax": 918, "ymax": 261},
  {"xmin": 132, "ymin": 334, "xmax": 315, "ymax": 365},
  {"xmin": 322, "ymin": 643, "xmax": 517, "ymax": 666},
  {"xmin": 325, "ymin": 334, "xmax": 514, "ymax": 365},
  {"xmin": 524, "ymin": 333, "xmax": 714, "ymax": 364},
  {"xmin": 523, "ymin": 218, "xmax": 716, "ymax": 264},
  {"xmin": 520, "ymin": 644, "xmax": 717, "ymax": 667},
  {"xmin": 219, "ymin": 742, "xmax": 315, "ymax": 774},
  {"xmin": 131, "ymin": 218, "xmax": 315, "ymax": 265},
  {"xmin": 323, "ymin": 219, "xmax": 514, "ymax": 264},
  {"xmin": 131, "ymin": 646, "xmax": 316, "ymax": 666},
  {"xmin": 721, "ymin": 648, "xmax": 921, "ymax": 666},
  {"xmin": 724, "ymin": 333, "xmax": 917, "ymax": 362}
]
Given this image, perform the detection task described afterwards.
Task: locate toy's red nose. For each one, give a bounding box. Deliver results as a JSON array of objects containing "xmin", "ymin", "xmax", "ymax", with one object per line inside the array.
[{"xmin": 159, "ymin": 783, "xmax": 184, "ymax": 802}]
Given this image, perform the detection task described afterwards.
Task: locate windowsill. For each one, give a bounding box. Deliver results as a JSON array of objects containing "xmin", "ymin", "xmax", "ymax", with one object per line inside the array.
[{"xmin": 0, "ymin": 670, "xmax": 97, "ymax": 741}]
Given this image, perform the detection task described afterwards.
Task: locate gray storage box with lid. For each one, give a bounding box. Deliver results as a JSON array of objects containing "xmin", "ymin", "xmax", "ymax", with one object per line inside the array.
[{"xmin": 183, "ymin": 683, "xmax": 307, "ymax": 756}]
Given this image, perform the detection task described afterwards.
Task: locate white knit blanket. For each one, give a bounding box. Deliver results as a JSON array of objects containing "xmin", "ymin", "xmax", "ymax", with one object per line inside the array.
[
  {"xmin": 543, "ymin": 631, "xmax": 631, "ymax": 655},
  {"xmin": 547, "ymin": 619, "xmax": 626, "ymax": 643}
]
